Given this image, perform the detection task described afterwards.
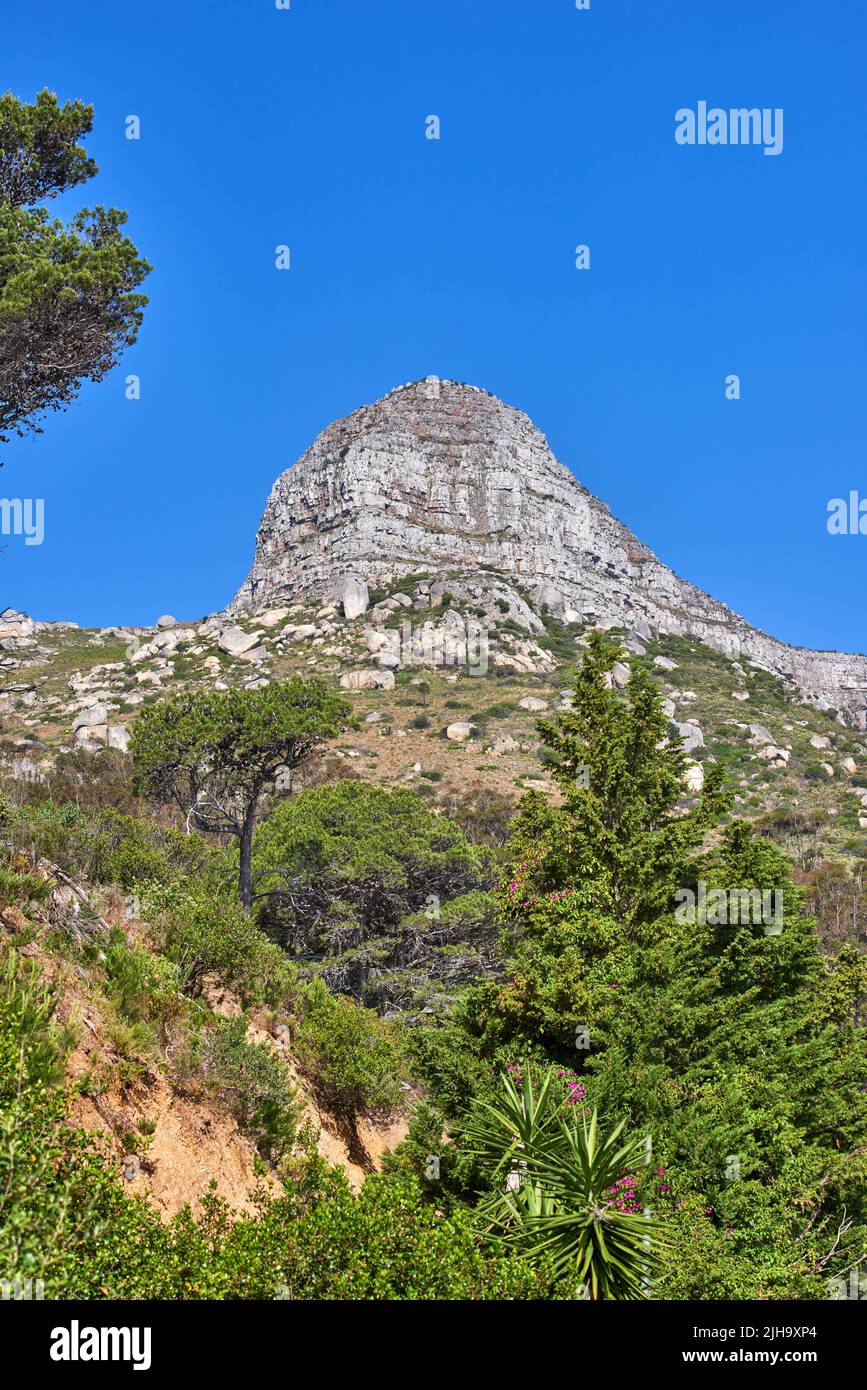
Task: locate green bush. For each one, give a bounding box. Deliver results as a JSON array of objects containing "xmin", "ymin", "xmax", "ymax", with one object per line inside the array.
[
  {"xmin": 253, "ymin": 780, "xmax": 490, "ymax": 949},
  {"xmin": 102, "ymin": 928, "xmax": 184, "ymax": 1049},
  {"xmin": 142, "ymin": 881, "xmax": 297, "ymax": 1007},
  {"xmin": 0, "ymin": 948, "xmax": 73, "ymax": 1098},
  {"xmin": 0, "ymin": 858, "xmax": 51, "ymax": 908},
  {"xmin": 213, "ymin": 1167, "xmax": 565, "ymax": 1300},
  {"xmin": 10, "ymin": 800, "xmax": 91, "ymax": 872},
  {"xmin": 9, "ymin": 801, "xmax": 226, "ymax": 889},
  {"xmin": 0, "ymin": 943, "xmax": 160, "ymax": 1298},
  {"xmin": 0, "ymin": 951, "xmax": 553, "ymax": 1300},
  {"xmin": 198, "ymin": 1016, "xmax": 301, "ymax": 1160},
  {"xmin": 295, "ymin": 976, "xmax": 405, "ymax": 1115}
]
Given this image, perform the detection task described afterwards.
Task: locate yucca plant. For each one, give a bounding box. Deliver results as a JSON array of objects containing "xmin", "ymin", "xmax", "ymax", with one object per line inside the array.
[
  {"xmin": 462, "ymin": 1065, "xmax": 560, "ymax": 1228},
  {"xmin": 464, "ymin": 1064, "xmax": 666, "ymax": 1299}
]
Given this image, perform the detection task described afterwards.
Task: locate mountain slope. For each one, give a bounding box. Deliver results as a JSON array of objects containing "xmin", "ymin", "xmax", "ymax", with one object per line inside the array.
[{"xmin": 230, "ymin": 378, "xmax": 867, "ymax": 727}]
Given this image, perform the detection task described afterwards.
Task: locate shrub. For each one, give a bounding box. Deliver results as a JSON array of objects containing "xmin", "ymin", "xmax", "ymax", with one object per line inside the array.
[
  {"xmin": 198, "ymin": 1016, "xmax": 301, "ymax": 1160},
  {"xmin": 142, "ymin": 882, "xmax": 297, "ymax": 1007},
  {"xmin": 0, "ymin": 858, "xmax": 51, "ymax": 908},
  {"xmin": 102, "ymin": 928, "xmax": 185, "ymax": 1049},
  {"xmin": 444, "ymin": 785, "xmax": 516, "ymax": 848},
  {"xmin": 9, "ymin": 801, "xmax": 226, "ymax": 890},
  {"xmin": 217, "ymin": 1168, "xmax": 562, "ymax": 1300},
  {"xmin": 294, "ymin": 976, "xmax": 405, "ymax": 1116},
  {"xmin": 252, "ymin": 781, "xmax": 489, "ymax": 949},
  {"xmin": 0, "ymin": 947, "xmax": 73, "ymax": 1098}
]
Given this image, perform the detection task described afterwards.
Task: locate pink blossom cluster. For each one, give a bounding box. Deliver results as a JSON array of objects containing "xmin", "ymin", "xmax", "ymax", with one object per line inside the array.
[
  {"xmin": 504, "ymin": 860, "xmax": 580, "ymax": 909},
  {"xmin": 606, "ymin": 1173, "xmax": 642, "ymax": 1214},
  {"xmin": 655, "ymin": 1167, "xmax": 715, "ymax": 1219},
  {"xmin": 506, "ymin": 1061, "xmax": 587, "ymax": 1108},
  {"xmin": 553, "ymin": 1065, "xmax": 586, "ymax": 1105}
]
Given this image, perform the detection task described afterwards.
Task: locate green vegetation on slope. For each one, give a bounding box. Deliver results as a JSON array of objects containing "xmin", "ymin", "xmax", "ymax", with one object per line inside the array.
[{"xmin": 0, "ymin": 648, "xmax": 864, "ymax": 1300}]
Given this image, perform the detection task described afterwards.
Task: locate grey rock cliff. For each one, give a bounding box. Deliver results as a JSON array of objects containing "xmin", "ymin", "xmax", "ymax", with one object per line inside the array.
[{"xmin": 230, "ymin": 377, "xmax": 867, "ymax": 726}]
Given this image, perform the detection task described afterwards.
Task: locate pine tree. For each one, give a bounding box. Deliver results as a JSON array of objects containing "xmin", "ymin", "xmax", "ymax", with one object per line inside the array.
[{"xmin": 503, "ymin": 631, "xmax": 730, "ymax": 942}]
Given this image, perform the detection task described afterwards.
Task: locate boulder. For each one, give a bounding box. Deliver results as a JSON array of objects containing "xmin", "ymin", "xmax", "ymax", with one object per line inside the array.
[
  {"xmin": 758, "ymin": 745, "xmax": 789, "ymax": 765},
  {"xmin": 749, "ymin": 723, "xmax": 775, "ymax": 746},
  {"xmin": 217, "ymin": 626, "xmax": 261, "ymax": 656},
  {"xmin": 155, "ymin": 614, "xmax": 176, "ymax": 629},
  {"xmin": 519, "ymin": 695, "xmax": 549, "ymax": 713},
  {"xmin": 339, "ymin": 576, "xmax": 370, "ymax": 621},
  {"xmin": 72, "ymin": 703, "xmax": 108, "ymax": 731},
  {"xmin": 75, "ymin": 724, "xmax": 107, "ymax": 748},
  {"xmin": 0, "ymin": 608, "xmax": 35, "ymax": 639},
  {"xmin": 107, "ymin": 725, "xmax": 131, "ymax": 753},
  {"xmin": 611, "ymin": 661, "xmax": 630, "ymax": 690},
  {"xmin": 364, "ymin": 629, "xmax": 388, "ymax": 654},
  {"xmin": 376, "ymin": 650, "xmax": 401, "ymax": 670},
  {"xmin": 676, "ymin": 721, "xmax": 704, "ymax": 754},
  {"xmin": 258, "ymin": 608, "xmax": 290, "ymax": 628},
  {"xmin": 809, "ymin": 734, "xmax": 832, "ymax": 750},
  {"xmin": 683, "ymin": 762, "xmax": 705, "ymax": 794},
  {"xmin": 339, "ymin": 669, "xmax": 395, "ymax": 691},
  {"xmin": 446, "ymin": 721, "xmax": 478, "ymax": 742}
]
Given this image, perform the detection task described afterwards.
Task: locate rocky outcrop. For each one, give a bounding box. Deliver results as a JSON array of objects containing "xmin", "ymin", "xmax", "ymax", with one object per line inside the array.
[{"xmin": 229, "ymin": 377, "xmax": 863, "ymax": 729}]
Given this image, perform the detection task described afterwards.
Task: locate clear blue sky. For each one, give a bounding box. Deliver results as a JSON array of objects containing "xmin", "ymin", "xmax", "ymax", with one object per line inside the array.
[{"xmin": 3, "ymin": 0, "xmax": 865, "ymax": 654}]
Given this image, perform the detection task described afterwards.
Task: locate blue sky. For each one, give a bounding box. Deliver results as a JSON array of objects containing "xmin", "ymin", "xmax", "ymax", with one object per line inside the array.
[{"xmin": 2, "ymin": 0, "xmax": 865, "ymax": 654}]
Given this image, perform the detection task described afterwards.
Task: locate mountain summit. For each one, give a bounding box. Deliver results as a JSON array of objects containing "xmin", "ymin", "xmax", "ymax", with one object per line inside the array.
[{"xmin": 231, "ymin": 377, "xmax": 867, "ymax": 727}]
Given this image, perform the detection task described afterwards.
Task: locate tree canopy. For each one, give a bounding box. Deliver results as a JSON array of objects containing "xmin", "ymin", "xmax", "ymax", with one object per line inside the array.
[
  {"xmin": 131, "ymin": 679, "xmax": 351, "ymax": 908},
  {"xmin": 253, "ymin": 779, "xmax": 489, "ymax": 933},
  {"xmin": 0, "ymin": 89, "xmax": 150, "ymax": 449}
]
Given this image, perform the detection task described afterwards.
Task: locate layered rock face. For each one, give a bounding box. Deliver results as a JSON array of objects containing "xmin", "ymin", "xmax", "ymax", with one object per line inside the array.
[{"xmin": 230, "ymin": 377, "xmax": 867, "ymax": 726}]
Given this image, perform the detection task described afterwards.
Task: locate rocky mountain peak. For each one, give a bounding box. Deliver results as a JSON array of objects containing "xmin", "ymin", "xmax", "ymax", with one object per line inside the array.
[{"xmin": 229, "ymin": 379, "xmax": 867, "ymax": 727}]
